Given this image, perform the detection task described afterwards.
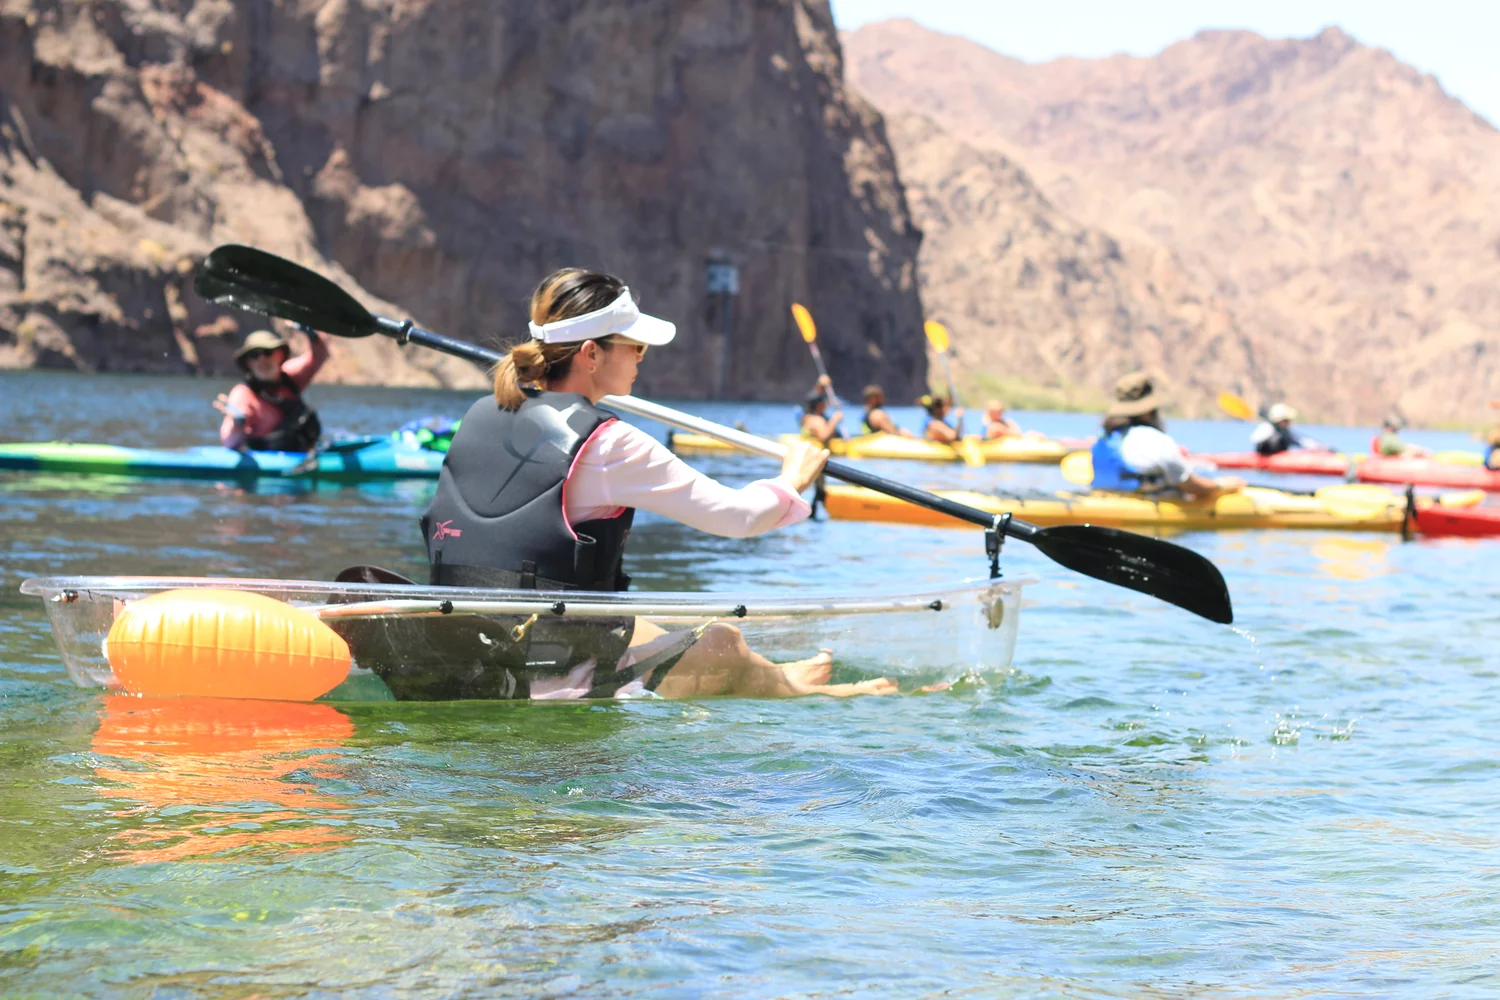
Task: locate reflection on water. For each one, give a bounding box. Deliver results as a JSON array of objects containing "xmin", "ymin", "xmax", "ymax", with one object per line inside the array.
[
  {"xmin": 1309, "ymin": 536, "xmax": 1392, "ymax": 581},
  {"xmin": 90, "ymin": 696, "xmax": 355, "ymax": 864}
]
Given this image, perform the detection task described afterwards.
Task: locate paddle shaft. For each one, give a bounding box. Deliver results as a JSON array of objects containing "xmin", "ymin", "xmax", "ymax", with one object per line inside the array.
[{"xmin": 806, "ymin": 342, "xmax": 838, "ymax": 407}]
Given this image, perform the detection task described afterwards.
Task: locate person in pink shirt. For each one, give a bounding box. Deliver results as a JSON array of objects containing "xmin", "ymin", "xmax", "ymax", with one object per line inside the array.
[
  {"xmin": 214, "ymin": 327, "xmax": 330, "ymax": 451},
  {"xmin": 420, "ymin": 267, "xmax": 896, "ymax": 701}
]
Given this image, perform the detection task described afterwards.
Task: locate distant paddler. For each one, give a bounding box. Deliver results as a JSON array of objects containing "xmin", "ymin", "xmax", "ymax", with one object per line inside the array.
[
  {"xmin": 1372, "ymin": 416, "xmax": 1430, "ymax": 458},
  {"xmin": 800, "ymin": 377, "xmax": 843, "ymax": 447},
  {"xmin": 982, "ymin": 399, "xmax": 1049, "ymax": 441},
  {"xmin": 860, "ymin": 384, "xmax": 912, "ymax": 437},
  {"xmin": 1250, "ymin": 402, "xmax": 1326, "ymax": 455},
  {"xmin": 1091, "ymin": 371, "xmax": 1244, "ymax": 500},
  {"xmin": 800, "ymin": 378, "xmax": 841, "ymax": 515},
  {"xmin": 1488, "ymin": 400, "xmax": 1500, "ymax": 470},
  {"xmin": 422, "ymin": 267, "xmax": 895, "ymax": 699},
  {"xmin": 215, "ymin": 326, "xmax": 330, "ymax": 451},
  {"xmin": 918, "ymin": 394, "xmax": 964, "ymax": 444}
]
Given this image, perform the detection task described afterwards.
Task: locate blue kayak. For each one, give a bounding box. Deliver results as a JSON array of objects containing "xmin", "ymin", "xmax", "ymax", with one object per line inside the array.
[{"xmin": 0, "ymin": 436, "xmax": 446, "ymax": 481}]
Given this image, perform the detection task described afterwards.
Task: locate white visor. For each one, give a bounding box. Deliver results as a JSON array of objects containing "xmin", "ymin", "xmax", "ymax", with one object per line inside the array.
[{"xmin": 527, "ymin": 288, "xmax": 677, "ymax": 346}]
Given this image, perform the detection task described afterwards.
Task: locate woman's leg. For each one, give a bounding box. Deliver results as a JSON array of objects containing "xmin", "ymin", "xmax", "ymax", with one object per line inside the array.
[{"xmin": 643, "ymin": 622, "xmax": 895, "ymax": 699}]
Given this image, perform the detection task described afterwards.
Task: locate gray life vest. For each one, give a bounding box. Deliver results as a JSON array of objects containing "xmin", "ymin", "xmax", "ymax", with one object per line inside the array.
[{"xmin": 421, "ymin": 391, "xmax": 634, "ymax": 590}]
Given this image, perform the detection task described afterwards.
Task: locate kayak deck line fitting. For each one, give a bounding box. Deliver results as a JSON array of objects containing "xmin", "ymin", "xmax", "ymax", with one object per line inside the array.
[{"xmin": 21, "ymin": 575, "xmax": 1029, "ymax": 703}]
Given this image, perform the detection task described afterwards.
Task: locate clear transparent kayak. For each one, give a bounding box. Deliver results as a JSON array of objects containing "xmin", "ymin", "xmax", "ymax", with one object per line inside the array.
[{"xmin": 20, "ymin": 575, "xmax": 1028, "ymax": 702}]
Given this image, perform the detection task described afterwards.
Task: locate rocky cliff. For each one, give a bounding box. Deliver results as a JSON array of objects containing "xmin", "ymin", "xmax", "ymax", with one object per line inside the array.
[
  {"xmin": 847, "ymin": 19, "xmax": 1500, "ymax": 425},
  {"xmin": 1, "ymin": 0, "xmax": 925, "ymax": 401},
  {"xmin": 887, "ymin": 112, "xmax": 1264, "ymax": 414}
]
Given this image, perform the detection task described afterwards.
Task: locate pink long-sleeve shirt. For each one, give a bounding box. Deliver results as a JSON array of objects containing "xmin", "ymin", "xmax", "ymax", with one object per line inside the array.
[
  {"xmin": 563, "ymin": 420, "xmax": 810, "ymax": 536},
  {"xmin": 219, "ymin": 334, "xmax": 330, "ymax": 448}
]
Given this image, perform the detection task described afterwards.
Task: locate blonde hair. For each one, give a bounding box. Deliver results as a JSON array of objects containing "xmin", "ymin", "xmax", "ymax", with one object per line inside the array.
[{"xmin": 493, "ymin": 267, "xmax": 627, "ymax": 409}]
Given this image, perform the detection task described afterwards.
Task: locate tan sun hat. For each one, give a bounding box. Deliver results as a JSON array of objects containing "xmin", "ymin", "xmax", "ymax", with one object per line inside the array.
[
  {"xmin": 234, "ymin": 329, "xmax": 289, "ymax": 366},
  {"xmin": 1106, "ymin": 370, "xmax": 1170, "ymax": 419},
  {"xmin": 1267, "ymin": 402, "xmax": 1298, "ymax": 423}
]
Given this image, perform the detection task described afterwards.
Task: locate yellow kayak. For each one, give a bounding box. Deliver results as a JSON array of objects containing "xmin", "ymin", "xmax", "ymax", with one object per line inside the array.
[
  {"xmin": 667, "ymin": 431, "xmax": 1073, "ymax": 465},
  {"xmin": 824, "ymin": 484, "xmax": 1485, "ymax": 534}
]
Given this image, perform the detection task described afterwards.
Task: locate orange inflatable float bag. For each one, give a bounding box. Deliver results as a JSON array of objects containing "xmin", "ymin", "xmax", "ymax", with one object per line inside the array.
[{"xmin": 105, "ymin": 589, "xmax": 351, "ymax": 701}]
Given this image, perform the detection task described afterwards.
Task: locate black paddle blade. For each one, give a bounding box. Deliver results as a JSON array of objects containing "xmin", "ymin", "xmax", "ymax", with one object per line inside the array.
[
  {"xmin": 333, "ymin": 565, "xmax": 418, "ymax": 585},
  {"xmin": 1030, "ymin": 525, "xmax": 1233, "ymax": 624},
  {"xmin": 194, "ymin": 245, "xmax": 377, "ymax": 338}
]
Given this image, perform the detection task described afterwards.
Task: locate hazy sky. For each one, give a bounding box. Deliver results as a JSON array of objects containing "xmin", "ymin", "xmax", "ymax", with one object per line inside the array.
[{"xmin": 830, "ymin": 0, "xmax": 1500, "ymax": 126}]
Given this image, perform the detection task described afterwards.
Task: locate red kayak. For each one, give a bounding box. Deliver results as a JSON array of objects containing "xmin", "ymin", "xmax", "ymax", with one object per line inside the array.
[
  {"xmin": 1412, "ymin": 504, "xmax": 1500, "ymax": 538},
  {"xmin": 1358, "ymin": 458, "xmax": 1500, "ymax": 493},
  {"xmin": 1199, "ymin": 451, "xmax": 1352, "ymax": 476}
]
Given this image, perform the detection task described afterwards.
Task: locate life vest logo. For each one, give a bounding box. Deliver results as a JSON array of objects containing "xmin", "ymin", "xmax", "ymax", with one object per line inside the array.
[{"xmin": 431, "ymin": 520, "xmax": 462, "ymax": 540}]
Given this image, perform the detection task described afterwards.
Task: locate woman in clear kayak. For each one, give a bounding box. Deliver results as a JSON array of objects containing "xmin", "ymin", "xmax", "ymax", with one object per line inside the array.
[
  {"xmin": 418, "ymin": 268, "xmax": 895, "ymax": 700},
  {"xmin": 215, "ymin": 326, "xmax": 330, "ymax": 451},
  {"xmin": 1091, "ymin": 371, "xmax": 1244, "ymax": 499}
]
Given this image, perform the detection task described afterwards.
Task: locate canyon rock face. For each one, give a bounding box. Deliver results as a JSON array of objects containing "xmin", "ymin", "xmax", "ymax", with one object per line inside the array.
[
  {"xmin": 887, "ymin": 111, "xmax": 1265, "ymax": 414},
  {"xmin": 1, "ymin": 0, "xmax": 925, "ymax": 402},
  {"xmin": 847, "ymin": 19, "xmax": 1500, "ymax": 425}
]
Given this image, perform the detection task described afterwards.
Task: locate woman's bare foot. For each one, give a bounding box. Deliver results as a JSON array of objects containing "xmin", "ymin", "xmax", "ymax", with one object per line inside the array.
[
  {"xmin": 777, "ymin": 650, "xmax": 897, "ymax": 697},
  {"xmin": 778, "ymin": 649, "xmax": 834, "ymax": 687},
  {"xmin": 808, "ymin": 677, "xmax": 899, "ymax": 697}
]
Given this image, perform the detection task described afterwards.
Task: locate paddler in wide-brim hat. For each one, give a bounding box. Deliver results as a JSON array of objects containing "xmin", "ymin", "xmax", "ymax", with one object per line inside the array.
[
  {"xmin": 215, "ymin": 325, "xmax": 331, "ymax": 451},
  {"xmin": 1090, "ymin": 370, "xmax": 1244, "ymax": 499},
  {"xmin": 418, "ymin": 267, "xmax": 896, "ymax": 701}
]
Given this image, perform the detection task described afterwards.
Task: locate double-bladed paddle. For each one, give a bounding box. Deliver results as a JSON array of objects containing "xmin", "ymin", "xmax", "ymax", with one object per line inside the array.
[{"xmin": 194, "ymin": 244, "xmax": 1234, "ymax": 624}]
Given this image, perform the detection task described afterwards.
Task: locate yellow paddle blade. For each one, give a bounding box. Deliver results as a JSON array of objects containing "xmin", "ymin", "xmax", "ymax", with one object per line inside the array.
[
  {"xmin": 924, "ymin": 320, "xmax": 950, "ymax": 354},
  {"xmin": 957, "ymin": 436, "xmax": 985, "ymax": 468},
  {"xmin": 791, "ymin": 303, "xmax": 817, "ymax": 343},
  {"xmin": 1217, "ymin": 392, "xmax": 1256, "ymax": 421},
  {"xmin": 1314, "ymin": 484, "xmax": 1399, "ymax": 519},
  {"xmin": 1060, "ymin": 450, "xmax": 1094, "ymax": 485}
]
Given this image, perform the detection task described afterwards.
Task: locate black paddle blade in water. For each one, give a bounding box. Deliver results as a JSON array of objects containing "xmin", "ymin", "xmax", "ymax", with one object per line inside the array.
[
  {"xmin": 1031, "ymin": 525, "xmax": 1233, "ymax": 624},
  {"xmin": 194, "ymin": 245, "xmax": 377, "ymax": 338}
]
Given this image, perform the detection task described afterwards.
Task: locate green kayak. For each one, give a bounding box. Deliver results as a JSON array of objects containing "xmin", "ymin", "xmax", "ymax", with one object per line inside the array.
[{"xmin": 0, "ymin": 436, "xmax": 446, "ymax": 481}]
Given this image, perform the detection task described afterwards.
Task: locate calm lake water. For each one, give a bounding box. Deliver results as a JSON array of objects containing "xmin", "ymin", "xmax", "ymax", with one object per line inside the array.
[{"xmin": 2, "ymin": 369, "xmax": 1497, "ymax": 998}]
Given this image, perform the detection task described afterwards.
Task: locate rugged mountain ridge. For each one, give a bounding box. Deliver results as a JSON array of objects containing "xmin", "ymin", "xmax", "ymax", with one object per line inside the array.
[
  {"xmin": 2, "ymin": 1, "xmax": 925, "ymax": 402},
  {"xmin": 847, "ymin": 18, "xmax": 1500, "ymax": 425},
  {"xmin": 887, "ymin": 112, "xmax": 1264, "ymax": 414}
]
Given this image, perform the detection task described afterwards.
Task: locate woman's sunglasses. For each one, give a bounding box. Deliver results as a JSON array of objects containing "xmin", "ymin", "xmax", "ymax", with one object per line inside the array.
[
  {"xmin": 242, "ymin": 349, "xmax": 280, "ymax": 362},
  {"xmin": 605, "ymin": 338, "xmax": 648, "ymax": 359}
]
